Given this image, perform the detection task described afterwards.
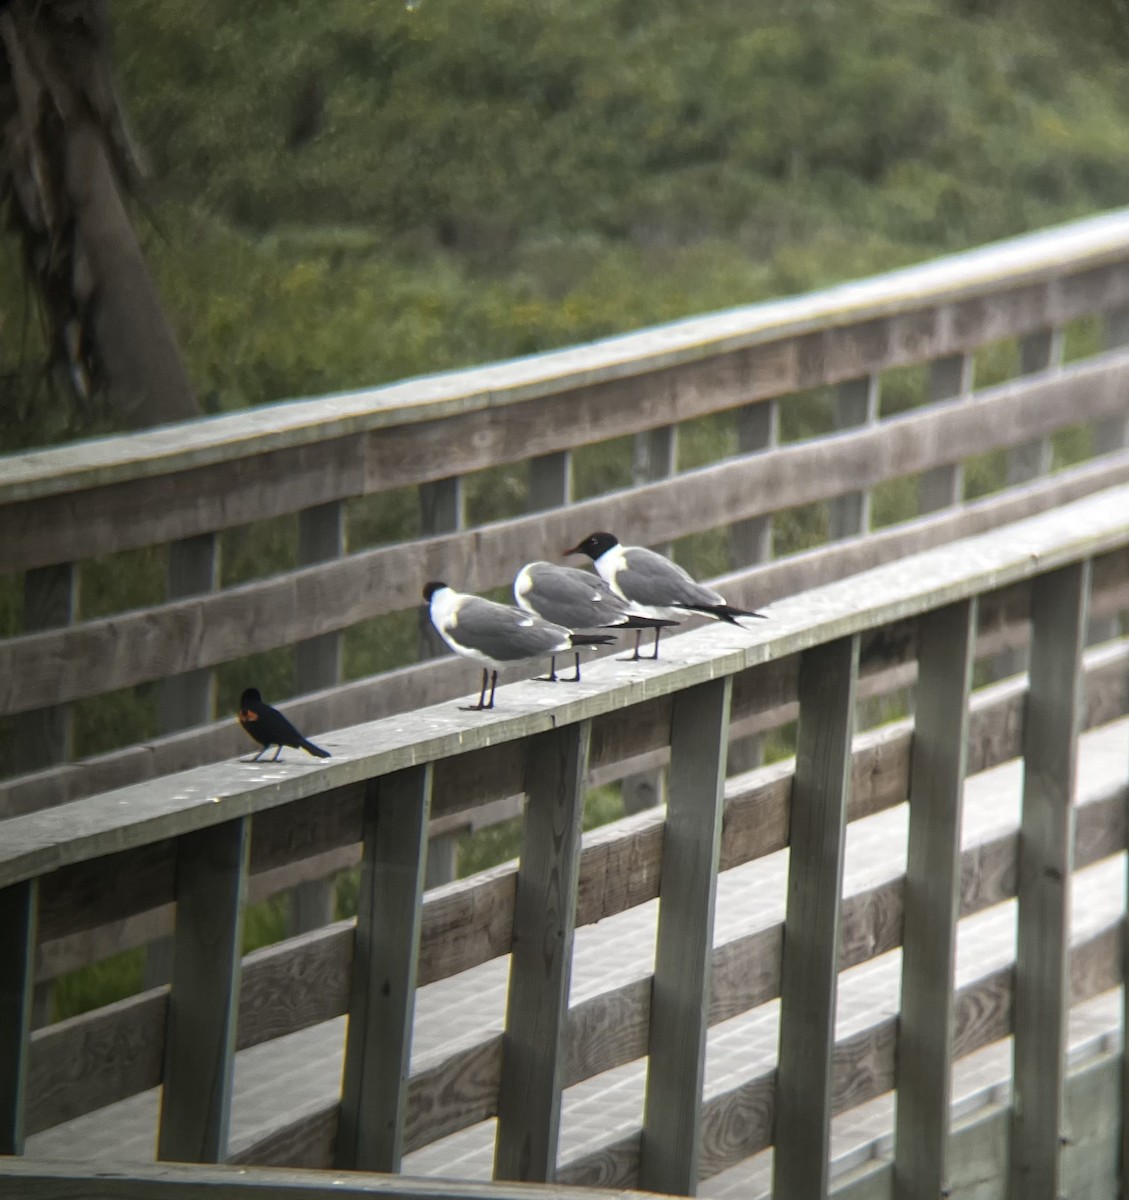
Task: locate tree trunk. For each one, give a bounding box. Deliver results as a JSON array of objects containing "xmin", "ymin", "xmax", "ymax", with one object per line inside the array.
[{"xmin": 0, "ymin": 0, "xmax": 199, "ymax": 430}]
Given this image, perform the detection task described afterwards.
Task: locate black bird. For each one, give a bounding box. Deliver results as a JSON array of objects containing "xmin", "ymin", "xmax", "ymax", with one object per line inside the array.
[
  {"xmin": 238, "ymin": 687, "xmax": 331, "ymax": 762},
  {"xmin": 565, "ymin": 531, "xmax": 766, "ymax": 660},
  {"xmin": 424, "ymin": 581, "xmax": 615, "ymax": 709},
  {"xmin": 513, "ymin": 560, "xmax": 676, "ymax": 680}
]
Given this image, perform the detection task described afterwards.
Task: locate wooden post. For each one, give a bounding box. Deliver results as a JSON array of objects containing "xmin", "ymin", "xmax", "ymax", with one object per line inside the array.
[
  {"xmin": 728, "ymin": 399, "xmax": 778, "ymax": 774},
  {"xmin": 1097, "ymin": 306, "xmax": 1129, "ymax": 455},
  {"xmin": 1006, "ymin": 329, "xmax": 1062, "ymax": 486},
  {"xmin": 637, "ymin": 676, "xmax": 733, "ymax": 1196},
  {"xmin": 418, "ymin": 476, "xmax": 465, "ymax": 660},
  {"xmin": 158, "ymin": 817, "xmax": 251, "ymax": 1164},
  {"xmin": 289, "ymin": 502, "xmax": 346, "ymax": 936},
  {"xmin": 894, "ymin": 599, "xmax": 976, "ymax": 1200},
  {"xmin": 337, "ymin": 766, "xmax": 432, "ymax": 1172},
  {"xmin": 158, "ymin": 535, "xmax": 218, "ymax": 733},
  {"xmin": 149, "ymin": 534, "xmax": 220, "ymax": 991},
  {"xmin": 917, "ymin": 354, "xmax": 973, "ymax": 514},
  {"xmin": 774, "ymin": 635, "xmax": 859, "ymax": 1200},
  {"xmin": 828, "ymin": 376, "xmax": 879, "ymax": 539},
  {"xmin": 622, "ymin": 426, "xmax": 678, "ymax": 814},
  {"xmin": 0, "ymin": 879, "xmax": 37, "ymax": 1155},
  {"xmin": 295, "ymin": 501, "xmax": 345, "ymax": 693},
  {"xmin": 729, "ymin": 399, "xmax": 778, "ymax": 569},
  {"xmin": 1009, "ymin": 561, "xmax": 1089, "ymax": 1200},
  {"xmin": 13, "ymin": 565, "xmax": 77, "ymax": 774},
  {"xmin": 494, "ymin": 722, "xmax": 591, "ymax": 1182},
  {"xmin": 528, "ymin": 450, "xmax": 573, "ymax": 513}
]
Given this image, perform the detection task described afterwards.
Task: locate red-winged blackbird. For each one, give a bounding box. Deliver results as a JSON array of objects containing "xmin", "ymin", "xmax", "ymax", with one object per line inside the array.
[{"xmin": 238, "ymin": 688, "xmax": 330, "ymax": 761}]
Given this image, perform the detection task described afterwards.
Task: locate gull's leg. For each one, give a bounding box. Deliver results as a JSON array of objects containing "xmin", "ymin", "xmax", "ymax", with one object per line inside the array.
[
  {"xmin": 537, "ymin": 655, "xmax": 559, "ymax": 682},
  {"xmin": 485, "ymin": 670, "xmax": 498, "ymax": 709},
  {"xmin": 568, "ymin": 651, "xmax": 582, "ymax": 682},
  {"xmin": 462, "ymin": 668, "xmax": 490, "ymax": 711},
  {"xmin": 651, "ymin": 627, "xmax": 663, "ymax": 660}
]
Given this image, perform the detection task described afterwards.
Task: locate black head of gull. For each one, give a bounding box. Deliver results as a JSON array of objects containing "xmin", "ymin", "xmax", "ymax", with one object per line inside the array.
[
  {"xmin": 564, "ymin": 531, "xmax": 767, "ymax": 661},
  {"xmin": 422, "ymin": 581, "xmax": 614, "ymax": 709}
]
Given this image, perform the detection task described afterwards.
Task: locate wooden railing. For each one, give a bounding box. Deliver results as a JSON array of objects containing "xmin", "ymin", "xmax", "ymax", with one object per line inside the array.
[
  {"xmin": 5, "ymin": 207, "xmax": 1129, "ymax": 824},
  {"xmin": 2, "ymin": 486, "xmax": 1128, "ymax": 1197}
]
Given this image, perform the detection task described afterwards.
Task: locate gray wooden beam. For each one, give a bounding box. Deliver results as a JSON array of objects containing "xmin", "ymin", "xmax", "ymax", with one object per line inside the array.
[
  {"xmin": 774, "ymin": 634, "xmax": 859, "ymax": 1200},
  {"xmin": 528, "ymin": 450, "xmax": 573, "ymax": 513},
  {"xmin": 917, "ymin": 353, "xmax": 972, "ymax": 514},
  {"xmin": 729, "ymin": 399, "xmax": 778, "ymax": 569},
  {"xmin": 622, "ymin": 424, "xmax": 679, "ymax": 814},
  {"xmin": 158, "ymin": 535, "xmax": 218, "ymax": 733},
  {"xmin": 1009, "ymin": 559, "xmax": 1090, "ymax": 1200},
  {"xmin": 637, "ymin": 676, "xmax": 733, "ymax": 1196},
  {"xmin": 893, "ymin": 598, "xmax": 976, "ymax": 1200},
  {"xmin": 1006, "ymin": 328, "xmax": 1063, "ymax": 485},
  {"xmin": 829, "ymin": 375, "xmax": 879, "ymax": 539},
  {"xmin": 296, "ymin": 501, "xmax": 345, "ymax": 693},
  {"xmin": 337, "ymin": 766, "xmax": 432, "ymax": 1172},
  {"xmin": 158, "ymin": 816, "xmax": 251, "ymax": 1163},
  {"xmin": 0, "ymin": 879, "xmax": 37, "ymax": 1154},
  {"xmin": 728, "ymin": 399, "xmax": 778, "ymax": 774},
  {"xmin": 12, "ymin": 564, "xmax": 77, "ymax": 774},
  {"xmin": 418, "ymin": 476, "xmax": 465, "ymax": 660},
  {"xmin": 494, "ymin": 722, "xmax": 591, "ymax": 1182}
]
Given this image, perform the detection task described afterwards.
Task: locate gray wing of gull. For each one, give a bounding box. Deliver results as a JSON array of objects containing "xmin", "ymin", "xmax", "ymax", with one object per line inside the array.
[
  {"xmin": 616, "ymin": 546, "xmax": 725, "ymax": 609},
  {"xmin": 523, "ymin": 562, "xmax": 635, "ymax": 630},
  {"xmin": 453, "ymin": 596, "xmax": 571, "ymax": 661}
]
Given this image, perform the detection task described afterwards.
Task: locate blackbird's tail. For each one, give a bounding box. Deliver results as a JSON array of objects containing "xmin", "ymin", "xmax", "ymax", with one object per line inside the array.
[
  {"xmin": 570, "ymin": 633, "xmax": 617, "ymax": 647},
  {"xmin": 300, "ymin": 738, "xmax": 331, "ymax": 759}
]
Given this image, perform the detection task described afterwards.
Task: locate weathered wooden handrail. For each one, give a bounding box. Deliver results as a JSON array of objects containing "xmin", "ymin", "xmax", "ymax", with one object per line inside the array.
[{"xmin": 2, "ymin": 486, "xmax": 1128, "ymax": 1195}]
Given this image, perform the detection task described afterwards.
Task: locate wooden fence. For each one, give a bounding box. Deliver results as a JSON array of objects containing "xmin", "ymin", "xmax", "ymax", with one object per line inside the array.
[
  {"xmin": 5, "ymin": 207, "xmax": 1129, "ymax": 824},
  {"xmin": 1, "ymin": 484, "xmax": 1128, "ymax": 1199}
]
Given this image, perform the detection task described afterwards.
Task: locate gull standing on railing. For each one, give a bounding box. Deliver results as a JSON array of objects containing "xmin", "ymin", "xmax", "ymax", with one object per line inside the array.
[
  {"xmin": 423, "ymin": 582, "xmax": 615, "ymax": 709},
  {"xmin": 565, "ymin": 531, "xmax": 766, "ymax": 659}
]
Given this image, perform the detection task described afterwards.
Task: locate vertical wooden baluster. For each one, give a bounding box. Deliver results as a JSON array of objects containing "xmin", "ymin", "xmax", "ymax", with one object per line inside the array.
[
  {"xmin": 13, "ymin": 565, "xmax": 77, "ymax": 774},
  {"xmin": 1010, "ymin": 561, "xmax": 1089, "ymax": 1200},
  {"xmin": 528, "ymin": 450, "xmax": 573, "ymax": 513},
  {"xmin": 917, "ymin": 354, "xmax": 973, "ymax": 514},
  {"xmin": 288, "ymin": 502, "xmax": 346, "ymax": 935},
  {"xmin": 295, "ymin": 501, "xmax": 345, "ymax": 693},
  {"xmin": 147, "ymin": 534, "xmax": 220, "ymax": 991},
  {"xmin": 1006, "ymin": 328, "xmax": 1063, "ymax": 486},
  {"xmin": 1096, "ymin": 306, "xmax": 1129, "ymax": 456},
  {"xmin": 418, "ymin": 476, "xmax": 464, "ymax": 885},
  {"xmin": 774, "ymin": 634, "xmax": 859, "ymax": 1200},
  {"xmin": 728, "ymin": 399, "xmax": 778, "ymax": 775},
  {"xmin": 729, "ymin": 399, "xmax": 778, "ymax": 569},
  {"xmin": 158, "ymin": 535, "xmax": 219, "ymax": 733},
  {"xmin": 828, "ymin": 375, "xmax": 879, "ymax": 540},
  {"xmin": 337, "ymin": 765, "xmax": 432, "ymax": 1172},
  {"xmin": 637, "ymin": 676, "xmax": 733, "ymax": 1196},
  {"xmin": 0, "ymin": 879, "xmax": 37, "ymax": 1155},
  {"xmin": 894, "ymin": 599, "xmax": 976, "ymax": 1200},
  {"xmin": 158, "ymin": 817, "xmax": 250, "ymax": 1163},
  {"xmin": 622, "ymin": 427, "xmax": 678, "ymax": 815},
  {"xmin": 417, "ymin": 476, "xmax": 465, "ymax": 662},
  {"xmin": 494, "ymin": 721, "xmax": 591, "ymax": 1182}
]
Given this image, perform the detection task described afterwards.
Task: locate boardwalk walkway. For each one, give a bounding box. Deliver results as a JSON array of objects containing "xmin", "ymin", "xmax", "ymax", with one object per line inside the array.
[{"xmin": 25, "ymin": 716, "xmax": 1128, "ymax": 1197}]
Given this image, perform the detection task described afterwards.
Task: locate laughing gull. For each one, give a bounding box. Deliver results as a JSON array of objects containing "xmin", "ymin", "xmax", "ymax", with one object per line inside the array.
[
  {"xmin": 564, "ymin": 531, "xmax": 766, "ymax": 659},
  {"xmin": 513, "ymin": 561, "xmax": 677, "ymax": 680},
  {"xmin": 423, "ymin": 581, "xmax": 615, "ymax": 709}
]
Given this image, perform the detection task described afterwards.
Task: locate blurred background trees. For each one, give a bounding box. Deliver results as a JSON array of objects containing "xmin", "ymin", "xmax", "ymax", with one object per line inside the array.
[{"xmin": 3, "ymin": 0, "xmax": 1129, "ymax": 447}]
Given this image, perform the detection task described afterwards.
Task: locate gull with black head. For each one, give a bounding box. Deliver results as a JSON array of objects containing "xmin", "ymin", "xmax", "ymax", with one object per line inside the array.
[
  {"xmin": 513, "ymin": 560, "xmax": 677, "ymax": 680},
  {"xmin": 564, "ymin": 531, "xmax": 766, "ymax": 660},
  {"xmin": 423, "ymin": 581, "xmax": 615, "ymax": 710}
]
